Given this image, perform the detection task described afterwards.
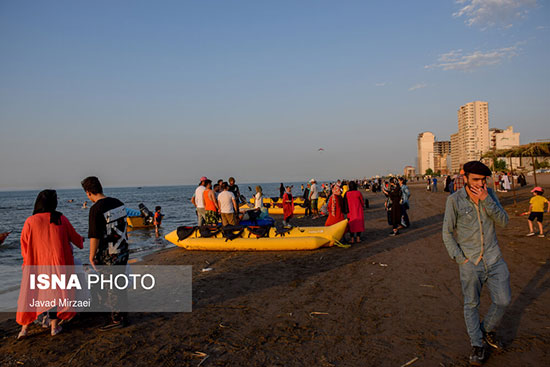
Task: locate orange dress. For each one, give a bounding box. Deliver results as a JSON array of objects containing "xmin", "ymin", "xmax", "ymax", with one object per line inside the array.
[{"xmin": 16, "ymin": 213, "xmax": 84, "ymax": 325}]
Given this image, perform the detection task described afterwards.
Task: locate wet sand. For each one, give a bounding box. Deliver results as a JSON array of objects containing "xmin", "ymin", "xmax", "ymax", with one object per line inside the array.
[{"xmin": 1, "ymin": 176, "xmax": 549, "ymax": 366}]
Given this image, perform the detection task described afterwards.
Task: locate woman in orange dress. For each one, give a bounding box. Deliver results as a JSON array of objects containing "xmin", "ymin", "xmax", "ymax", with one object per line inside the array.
[
  {"xmin": 325, "ymin": 185, "xmax": 345, "ymax": 226},
  {"xmin": 17, "ymin": 190, "xmax": 83, "ymax": 339}
]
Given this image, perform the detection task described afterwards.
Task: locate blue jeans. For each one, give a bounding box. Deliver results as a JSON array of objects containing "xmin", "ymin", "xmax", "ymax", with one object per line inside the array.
[{"xmin": 459, "ymin": 257, "xmax": 511, "ymax": 346}]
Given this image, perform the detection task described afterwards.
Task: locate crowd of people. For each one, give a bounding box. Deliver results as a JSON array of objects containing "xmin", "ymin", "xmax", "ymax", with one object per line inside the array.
[{"xmin": 13, "ymin": 166, "xmax": 548, "ymax": 367}]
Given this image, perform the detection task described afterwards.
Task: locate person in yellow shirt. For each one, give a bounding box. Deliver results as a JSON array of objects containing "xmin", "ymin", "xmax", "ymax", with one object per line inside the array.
[{"xmin": 526, "ymin": 187, "xmax": 549, "ymax": 237}]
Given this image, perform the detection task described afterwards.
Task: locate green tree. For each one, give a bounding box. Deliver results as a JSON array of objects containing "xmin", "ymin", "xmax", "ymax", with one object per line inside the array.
[
  {"xmin": 425, "ymin": 168, "xmax": 434, "ymax": 176},
  {"xmin": 534, "ymin": 159, "xmax": 550, "ymax": 169},
  {"xmin": 493, "ymin": 158, "xmax": 507, "ymax": 170}
]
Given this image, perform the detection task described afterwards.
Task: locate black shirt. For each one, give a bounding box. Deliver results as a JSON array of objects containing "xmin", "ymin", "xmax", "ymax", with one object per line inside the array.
[
  {"xmin": 88, "ymin": 197, "xmax": 129, "ymax": 265},
  {"xmin": 228, "ymin": 184, "xmax": 241, "ymax": 205}
]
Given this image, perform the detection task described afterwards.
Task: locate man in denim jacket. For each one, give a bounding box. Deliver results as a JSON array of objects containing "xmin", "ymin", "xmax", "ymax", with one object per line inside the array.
[{"xmin": 442, "ymin": 161, "xmax": 511, "ymax": 366}]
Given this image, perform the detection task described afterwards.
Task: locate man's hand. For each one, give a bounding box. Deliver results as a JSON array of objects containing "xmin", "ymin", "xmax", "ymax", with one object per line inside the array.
[
  {"xmin": 469, "ymin": 184, "xmax": 488, "ymax": 201},
  {"xmin": 462, "ymin": 259, "xmax": 469, "ymax": 264}
]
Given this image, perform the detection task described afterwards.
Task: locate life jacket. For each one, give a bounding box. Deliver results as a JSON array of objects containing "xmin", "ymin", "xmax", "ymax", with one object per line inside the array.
[{"xmin": 154, "ymin": 211, "xmax": 162, "ymax": 225}]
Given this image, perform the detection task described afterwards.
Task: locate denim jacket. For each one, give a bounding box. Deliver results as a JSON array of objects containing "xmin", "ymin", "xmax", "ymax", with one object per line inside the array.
[
  {"xmin": 442, "ymin": 187, "xmax": 508, "ymax": 266},
  {"xmin": 401, "ymin": 184, "xmax": 410, "ymax": 204}
]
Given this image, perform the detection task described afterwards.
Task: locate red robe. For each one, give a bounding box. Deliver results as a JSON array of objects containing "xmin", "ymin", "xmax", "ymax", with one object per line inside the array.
[
  {"xmin": 345, "ymin": 191, "xmax": 365, "ymax": 233},
  {"xmin": 17, "ymin": 213, "xmax": 83, "ymax": 325},
  {"xmin": 325, "ymin": 194, "xmax": 345, "ymax": 226},
  {"xmin": 282, "ymin": 193, "xmax": 294, "ymax": 221}
]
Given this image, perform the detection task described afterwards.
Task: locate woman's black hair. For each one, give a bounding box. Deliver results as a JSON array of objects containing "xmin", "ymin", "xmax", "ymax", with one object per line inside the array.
[
  {"xmin": 33, "ymin": 189, "xmax": 62, "ymax": 225},
  {"xmin": 349, "ymin": 181, "xmax": 357, "ymax": 191}
]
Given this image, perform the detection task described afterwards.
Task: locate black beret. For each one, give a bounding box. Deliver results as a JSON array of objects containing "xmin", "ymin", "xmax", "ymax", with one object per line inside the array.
[{"xmin": 463, "ymin": 161, "xmax": 492, "ymax": 176}]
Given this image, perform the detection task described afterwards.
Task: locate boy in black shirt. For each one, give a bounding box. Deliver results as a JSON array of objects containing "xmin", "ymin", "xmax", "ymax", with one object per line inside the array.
[{"xmin": 81, "ymin": 176, "xmax": 129, "ymax": 330}]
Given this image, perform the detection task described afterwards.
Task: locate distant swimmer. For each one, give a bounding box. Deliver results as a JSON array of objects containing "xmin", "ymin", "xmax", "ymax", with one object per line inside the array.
[
  {"xmin": 82, "ymin": 201, "xmax": 88, "ymax": 209},
  {"xmin": 68, "ymin": 199, "xmax": 74, "ymax": 203}
]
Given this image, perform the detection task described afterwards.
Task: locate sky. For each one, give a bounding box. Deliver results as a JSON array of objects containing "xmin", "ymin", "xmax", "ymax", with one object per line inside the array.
[{"xmin": 0, "ymin": 0, "xmax": 548, "ymax": 189}]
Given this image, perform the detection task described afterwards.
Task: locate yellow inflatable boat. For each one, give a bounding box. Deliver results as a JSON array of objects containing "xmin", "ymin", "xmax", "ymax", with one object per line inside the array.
[
  {"xmin": 246, "ymin": 197, "xmax": 326, "ymax": 215},
  {"xmin": 164, "ymin": 219, "xmax": 348, "ymax": 251}
]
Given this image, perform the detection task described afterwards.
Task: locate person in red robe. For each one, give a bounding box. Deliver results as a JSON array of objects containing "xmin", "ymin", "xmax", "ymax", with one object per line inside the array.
[
  {"xmin": 325, "ymin": 185, "xmax": 345, "ymax": 226},
  {"xmin": 282, "ymin": 186, "xmax": 294, "ymax": 227},
  {"xmin": 16, "ymin": 190, "xmax": 83, "ymax": 339},
  {"xmin": 345, "ymin": 181, "xmax": 365, "ymax": 244}
]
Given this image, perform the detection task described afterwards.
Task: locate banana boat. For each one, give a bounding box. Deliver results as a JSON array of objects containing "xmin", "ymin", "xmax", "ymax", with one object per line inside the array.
[{"xmin": 164, "ymin": 219, "xmax": 348, "ymax": 251}]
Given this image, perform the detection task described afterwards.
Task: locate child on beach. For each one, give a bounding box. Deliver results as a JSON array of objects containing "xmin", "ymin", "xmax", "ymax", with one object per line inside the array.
[
  {"xmin": 526, "ymin": 187, "xmax": 549, "ymax": 238},
  {"xmin": 154, "ymin": 206, "xmax": 163, "ymax": 237}
]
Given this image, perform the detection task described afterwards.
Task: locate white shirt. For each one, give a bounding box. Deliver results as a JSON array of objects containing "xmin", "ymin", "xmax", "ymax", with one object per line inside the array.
[
  {"xmin": 218, "ymin": 191, "xmax": 236, "ymax": 213},
  {"xmin": 254, "ymin": 193, "xmax": 263, "ymax": 209},
  {"xmin": 193, "ymin": 185, "xmax": 206, "ymax": 208},
  {"xmin": 310, "ymin": 183, "xmax": 319, "ymax": 199}
]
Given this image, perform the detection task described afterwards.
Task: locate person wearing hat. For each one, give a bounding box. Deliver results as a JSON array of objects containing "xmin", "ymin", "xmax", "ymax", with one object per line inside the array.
[
  {"xmin": 442, "ymin": 161, "xmax": 511, "ymax": 366},
  {"xmin": 525, "ymin": 187, "xmax": 549, "ymax": 237},
  {"xmin": 191, "ymin": 176, "xmax": 208, "ymax": 226}
]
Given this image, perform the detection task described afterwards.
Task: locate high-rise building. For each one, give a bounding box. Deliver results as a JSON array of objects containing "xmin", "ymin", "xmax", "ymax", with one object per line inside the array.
[
  {"xmin": 454, "ymin": 101, "xmax": 490, "ymax": 168},
  {"xmin": 417, "ymin": 132, "xmax": 435, "ymax": 175},
  {"xmin": 434, "ymin": 141, "xmax": 451, "ymax": 174},
  {"xmin": 451, "ymin": 133, "xmax": 460, "ymax": 173},
  {"xmin": 490, "ymin": 126, "xmax": 520, "ymax": 150}
]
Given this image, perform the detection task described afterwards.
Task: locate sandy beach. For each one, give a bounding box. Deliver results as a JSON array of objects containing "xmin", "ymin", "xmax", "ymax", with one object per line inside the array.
[{"xmin": 1, "ymin": 176, "xmax": 549, "ymax": 366}]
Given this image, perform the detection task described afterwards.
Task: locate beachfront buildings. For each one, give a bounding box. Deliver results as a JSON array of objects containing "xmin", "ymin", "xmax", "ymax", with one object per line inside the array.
[
  {"xmin": 417, "ymin": 132, "xmax": 435, "ymax": 176},
  {"xmin": 449, "ymin": 101, "xmax": 490, "ymax": 172},
  {"xmin": 403, "ymin": 166, "xmax": 416, "ymax": 178},
  {"xmin": 434, "ymin": 140, "xmax": 451, "ymax": 175},
  {"xmin": 451, "ymin": 133, "xmax": 460, "ymax": 172},
  {"xmin": 490, "ymin": 126, "xmax": 520, "ymax": 150}
]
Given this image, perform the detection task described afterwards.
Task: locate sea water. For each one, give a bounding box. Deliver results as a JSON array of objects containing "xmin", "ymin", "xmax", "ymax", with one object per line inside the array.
[{"xmin": 0, "ymin": 182, "xmax": 307, "ymax": 298}]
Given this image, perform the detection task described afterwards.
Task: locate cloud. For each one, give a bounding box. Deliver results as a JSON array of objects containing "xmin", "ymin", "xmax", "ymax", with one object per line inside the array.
[
  {"xmin": 453, "ymin": 0, "xmax": 537, "ymax": 28},
  {"xmin": 408, "ymin": 83, "xmax": 428, "ymax": 91},
  {"xmin": 374, "ymin": 82, "xmax": 387, "ymax": 87},
  {"xmin": 425, "ymin": 46, "xmax": 519, "ymax": 72}
]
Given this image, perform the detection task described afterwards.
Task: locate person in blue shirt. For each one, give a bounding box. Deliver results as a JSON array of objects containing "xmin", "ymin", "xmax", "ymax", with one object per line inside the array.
[{"xmin": 442, "ymin": 161, "xmax": 510, "ymax": 366}]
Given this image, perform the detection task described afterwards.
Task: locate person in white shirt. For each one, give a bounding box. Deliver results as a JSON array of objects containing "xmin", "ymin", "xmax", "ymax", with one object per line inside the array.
[
  {"xmin": 309, "ymin": 179, "xmax": 320, "ymax": 218},
  {"xmin": 254, "ymin": 186, "xmax": 264, "ymax": 210},
  {"xmin": 217, "ymin": 182, "xmax": 238, "ymax": 226},
  {"xmin": 191, "ymin": 176, "xmax": 207, "ymax": 226}
]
